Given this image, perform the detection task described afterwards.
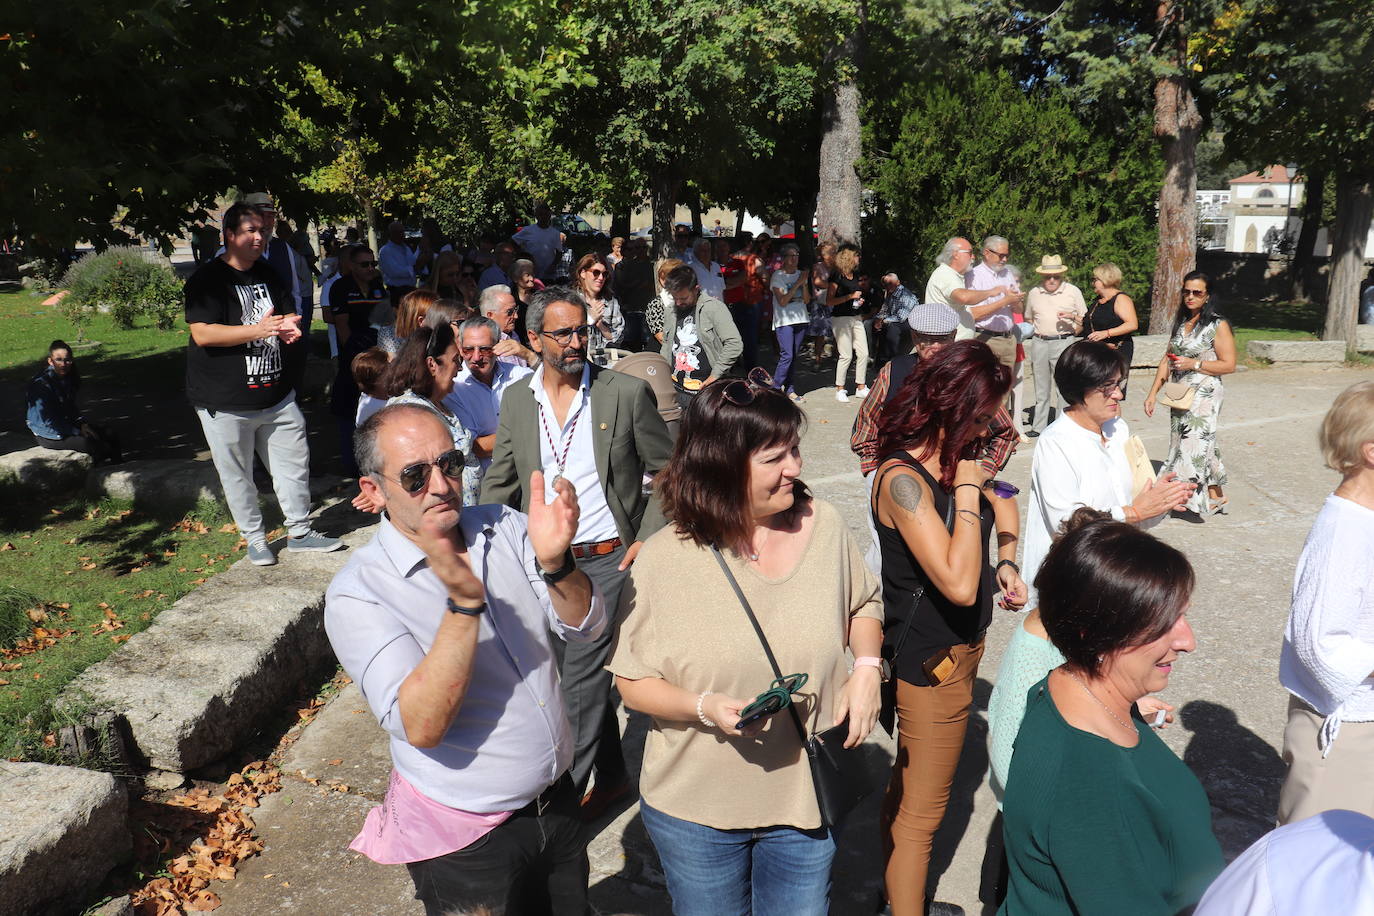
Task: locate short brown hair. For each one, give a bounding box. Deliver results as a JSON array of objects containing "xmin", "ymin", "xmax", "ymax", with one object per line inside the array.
[
  {"xmin": 396, "ymin": 288, "xmax": 439, "ymax": 338},
  {"xmin": 1321, "ymin": 379, "xmax": 1374, "ymax": 475},
  {"xmin": 657, "ymin": 379, "xmax": 809, "ymax": 554},
  {"xmin": 1036, "ymin": 508, "xmax": 1194, "ymax": 677},
  {"xmin": 350, "ymin": 347, "xmax": 390, "ymax": 397}
]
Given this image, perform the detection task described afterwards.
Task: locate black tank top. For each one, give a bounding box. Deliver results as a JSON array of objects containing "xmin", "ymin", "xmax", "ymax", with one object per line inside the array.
[
  {"xmin": 1083, "ymin": 292, "xmax": 1135, "ymax": 364},
  {"xmin": 872, "ymin": 453, "xmax": 995, "ymax": 685}
]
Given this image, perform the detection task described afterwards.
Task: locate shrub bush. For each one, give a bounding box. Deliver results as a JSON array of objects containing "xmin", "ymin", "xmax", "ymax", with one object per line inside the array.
[{"xmin": 59, "ymin": 247, "xmax": 184, "ymax": 332}]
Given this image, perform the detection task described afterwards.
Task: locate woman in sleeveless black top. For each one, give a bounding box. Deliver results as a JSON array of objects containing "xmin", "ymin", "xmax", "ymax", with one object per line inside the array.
[
  {"xmin": 870, "ymin": 340, "xmax": 1026, "ymax": 916},
  {"xmin": 1083, "ymin": 262, "xmax": 1139, "ymax": 392}
]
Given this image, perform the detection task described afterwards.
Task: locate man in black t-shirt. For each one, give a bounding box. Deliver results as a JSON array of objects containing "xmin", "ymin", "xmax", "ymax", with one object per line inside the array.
[
  {"xmin": 185, "ymin": 201, "xmax": 342, "ymax": 567},
  {"xmin": 327, "ymin": 246, "xmax": 386, "ymax": 474}
]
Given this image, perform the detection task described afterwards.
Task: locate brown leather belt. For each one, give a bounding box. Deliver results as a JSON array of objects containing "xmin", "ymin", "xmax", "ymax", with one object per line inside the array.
[{"xmin": 570, "ymin": 537, "xmax": 622, "ymax": 559}]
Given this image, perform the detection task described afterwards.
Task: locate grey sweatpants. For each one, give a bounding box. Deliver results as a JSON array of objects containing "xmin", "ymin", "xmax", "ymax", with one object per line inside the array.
[{"xmin": 195, "ymin": 393, "xmax": 313, "ymax": 541}]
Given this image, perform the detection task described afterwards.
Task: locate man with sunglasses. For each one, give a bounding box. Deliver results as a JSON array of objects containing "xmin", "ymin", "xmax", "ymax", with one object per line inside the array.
[
  {"xmin": 326, "ymin": 402, "xmax": 604, "ymax": 915},
  {"xmin": 960, "ymin": 234, "xmax": 1024, "ymax": 371},
  {"xmin": 445, "ymin": 316, "xmax": 532, "ymax": 476},
  {"xmin": 184, "ymin": 201, "xmax": 339, "ymax": 567},
  {"xmin": 482, "ymin": 287, "xmax": 673, "ymax": 819}
]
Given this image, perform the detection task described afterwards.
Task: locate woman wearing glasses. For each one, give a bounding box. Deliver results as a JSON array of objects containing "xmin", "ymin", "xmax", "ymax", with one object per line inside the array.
[
  {"xmin": 573, "ymin": 251, "xmax": 625, "ymax": 356},
  {"xmin": 1082, "ymin": 263, "xmax": 1139, "ymax": 394},
  {"xmin": 871, "ymin": 340, "xmax": 1025, "ymax": 916},
  {"xmin": 1144, "ymin": 271, "xmax": 1237, "ymax": 517},
  {"xmin": 608, "ymin": 373, "xmax": 883, "ymax": 916}
]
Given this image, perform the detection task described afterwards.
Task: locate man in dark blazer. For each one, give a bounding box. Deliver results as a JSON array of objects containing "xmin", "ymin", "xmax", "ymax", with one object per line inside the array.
[{"xmin": 481, "ymin": 286, "xmax": 673, "ymax": 817}]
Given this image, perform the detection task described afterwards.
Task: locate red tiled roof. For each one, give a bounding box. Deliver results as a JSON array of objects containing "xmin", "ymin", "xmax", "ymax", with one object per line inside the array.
[{"xmin": 1230, "ymin": 165, "xmax": 1297, "ymax": 184}]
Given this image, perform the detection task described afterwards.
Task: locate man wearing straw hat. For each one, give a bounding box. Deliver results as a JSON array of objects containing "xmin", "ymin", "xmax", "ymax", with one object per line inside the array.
[{"xmin": 1023, "ymin": 254, "xmax": 1086, "ymax": 437}]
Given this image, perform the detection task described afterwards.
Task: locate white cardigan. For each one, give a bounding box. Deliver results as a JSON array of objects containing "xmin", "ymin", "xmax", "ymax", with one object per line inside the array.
[{"xmin": 1280, "ymin": 494, "xmax": 1374, "ymax": 754}]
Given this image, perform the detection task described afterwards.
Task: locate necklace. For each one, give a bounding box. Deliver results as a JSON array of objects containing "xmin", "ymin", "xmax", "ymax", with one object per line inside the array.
[
  {"xmin": 536, "ymin": 398, "xmax": 583, "ymax": 486},
  {"xmin": 1063, "ymin": 667, "xmax": 1135, "ymax": 735}
]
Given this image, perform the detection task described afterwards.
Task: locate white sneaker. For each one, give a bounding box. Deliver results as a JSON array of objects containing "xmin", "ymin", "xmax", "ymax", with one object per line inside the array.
[
  {"xmin": 835, "ymin": 390, "xmax": 849, "ymax": 403},
  {"xmin": 856, "ymin": 386, "xmax": 871, "ymax": 398}
]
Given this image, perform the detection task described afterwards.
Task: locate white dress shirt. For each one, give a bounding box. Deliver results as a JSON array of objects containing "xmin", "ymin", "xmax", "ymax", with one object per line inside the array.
[
  {"xmin": 964, "ymin": 261, "xmax": 1018, "ymax": 333},
  {"xmin": 444, "ymin": 360, "xmax": 534, "ymax": 472},
  {"xmin": 528, "ymin": 364, "xmax": 618, "ymax": 543},
  {"xmin": 692, "ymin": 260, "xmax": 725, "ymax": 300},
  {"xmin": 378, "ymin": 240, "xmax": 416, "ymax": 289},
  {"xmin": 1023, "ymin": 412, "xmax": 1157, "ymax": 604},
  {"xmin": 324, "ymin": 507, "xmax": 606, "ymax": 813},
  {"xmin": 1280, "ymin": 494, "xmax": 1374, "ymax": 753}
]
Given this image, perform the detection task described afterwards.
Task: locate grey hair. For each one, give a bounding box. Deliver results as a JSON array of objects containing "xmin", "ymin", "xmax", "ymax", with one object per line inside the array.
[
  {"xmin": 510, "ymin": 259, "xmax": 535, "ymax": 282},
  {"xmin": 981, "ymin": 235, "xmax": 1009, "ymax": 252},
  {"xmin": 525, "ymin": 285, "xmax": 588, "ymax": 335},
  {"xmin": 458, "ymin": 315, "xmax": 500, "ymax": 345},
  {"xmin": 779, "ymin": 242, "xmax": 800, "ymax": 258},
  {"xmin": 882, "ymin": 272, "xmax": 900, "ymax": 285},
  {"xmin": 478, "ymin": 284, "xmax": 512, "ymax": 316},
  {"xmin": 354, "ymin": 402, "xmax": 447, "ymax": 480},
  {"xmin": 937, "ymin": 238, "xmax": 964, "ymax": 266},
  {"xmin": 1007, "ymin": 264, "xmax": 1023, "ymax": 281}
]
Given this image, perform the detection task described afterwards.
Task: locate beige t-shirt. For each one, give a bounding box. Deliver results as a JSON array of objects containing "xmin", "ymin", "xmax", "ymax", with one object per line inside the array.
[{"xmin": 606, "ymin": 498, "xmax": 882, "ymax": 830}]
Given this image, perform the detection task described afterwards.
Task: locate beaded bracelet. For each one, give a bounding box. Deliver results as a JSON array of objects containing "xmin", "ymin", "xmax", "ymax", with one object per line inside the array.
[{"xmin": 696, "ymin": 692, "xmax": 717, "ymax": 728}]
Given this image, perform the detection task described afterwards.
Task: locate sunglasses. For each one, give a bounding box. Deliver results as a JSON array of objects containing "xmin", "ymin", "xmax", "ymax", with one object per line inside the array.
[
  {"xmin": 722, "ymin": 367, "xmax": 777, "ymax": 405},
  {"xmin": 1182, "ymin": 288, "xmax": 1207, "ymax": 298},
  {"xmin": 586, "ymin": 268, "xmax": 607, "ymax": 278},
  {"xmin": 541, "ymin": 324, "xmax": 593, "ymax": 345},
  {"xmin": 985, "ymin": 249, "xmax": 1010, "ymax": 259},
  {"xmin": 391, "ymin": 449, "xmax": 465, "ymax": 494},
  {"xmin": 985, "ymin": 479, "xmax": 1020, "ymax": 499},
  {"xmin": 460, "ymin": 345, "xmax": 495, "ymax": 356}
]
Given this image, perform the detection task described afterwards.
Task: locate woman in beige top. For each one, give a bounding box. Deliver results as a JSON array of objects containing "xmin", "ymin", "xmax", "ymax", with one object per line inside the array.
[{"xmin": 608, "ymin": 372, "xmax": 883, "ymax": 916}]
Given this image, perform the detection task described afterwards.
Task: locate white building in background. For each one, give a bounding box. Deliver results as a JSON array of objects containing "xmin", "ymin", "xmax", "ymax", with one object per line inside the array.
[{"xmin": 1222, "ymin": 164, "xmax": 1374, "ymax": 257}]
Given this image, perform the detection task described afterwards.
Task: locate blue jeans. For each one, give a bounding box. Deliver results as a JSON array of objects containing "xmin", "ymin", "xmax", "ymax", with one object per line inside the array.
[
  {"xmin": 640, "ymin": 800, "xmax": 834, "ymax": 916},
  {"xmin": 773, "ymin": 323, "xmax": 807, "ymax": 394}
]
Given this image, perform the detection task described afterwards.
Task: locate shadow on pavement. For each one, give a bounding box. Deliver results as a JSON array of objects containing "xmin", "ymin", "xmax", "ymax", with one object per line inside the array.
[{"xmin": 1180, "ymin": 699, "xmax": 1287, "ymax": 858}]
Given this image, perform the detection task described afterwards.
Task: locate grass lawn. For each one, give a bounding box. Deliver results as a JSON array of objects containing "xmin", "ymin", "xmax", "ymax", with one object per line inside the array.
[{"xmin": 0, "ymin": 483, "xmax": 248, "ymax": 765}]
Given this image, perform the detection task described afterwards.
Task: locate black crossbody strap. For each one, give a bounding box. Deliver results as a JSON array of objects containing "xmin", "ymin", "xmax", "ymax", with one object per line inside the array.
[{"xmin": 710, "ymin": 547, "xmax": 810, "ymax": 744}]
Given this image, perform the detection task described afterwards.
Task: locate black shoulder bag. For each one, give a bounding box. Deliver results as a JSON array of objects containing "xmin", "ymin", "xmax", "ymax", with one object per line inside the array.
[
  {"xmin": 871, "ymin": 460, "xmax": 956, "ymax": 736},
  {"xmin": 710, "ymin": 548, "xmax": 876, "ymax": 827}
]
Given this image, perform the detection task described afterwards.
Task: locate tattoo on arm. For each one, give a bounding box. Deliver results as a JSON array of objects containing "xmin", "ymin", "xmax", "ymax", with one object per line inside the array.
[
  {"xmin": 890, "ymin": 475, "xmax": 924, "ymax": 514},
  {"xmin": 956, "ymin": 508, "xmax": 981, "ymax": 526}
]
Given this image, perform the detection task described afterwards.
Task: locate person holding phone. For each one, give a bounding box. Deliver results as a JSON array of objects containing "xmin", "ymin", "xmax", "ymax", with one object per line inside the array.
[
  {"xmin": 871, "ymin": 340, "xmax": 1027, "ymax": 916},
  {"xmin": 608, "ymin": 373, "xmax": 882, "ymax": 916}
]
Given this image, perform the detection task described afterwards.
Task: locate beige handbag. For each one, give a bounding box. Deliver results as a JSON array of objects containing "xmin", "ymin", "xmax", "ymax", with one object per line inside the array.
[
  {"xmin": 1124, "ymin": 435, "xmax": 1157, "ymax": 500},
  {"xmin": 1156, "ymin": 381, "xmax": 1196, "ymax": 411}
]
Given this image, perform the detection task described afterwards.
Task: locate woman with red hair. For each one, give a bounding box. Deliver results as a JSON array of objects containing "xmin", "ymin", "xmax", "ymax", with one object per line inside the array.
[{"xmin": 872, "ymin": 340, "xmax": 1026, "ymax": 916}]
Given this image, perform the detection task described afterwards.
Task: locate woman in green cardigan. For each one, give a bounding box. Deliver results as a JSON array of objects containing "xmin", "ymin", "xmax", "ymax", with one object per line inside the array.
[{"xmin": 1000, "ymin": 509, "xmax": 1224, "ymax": 915}]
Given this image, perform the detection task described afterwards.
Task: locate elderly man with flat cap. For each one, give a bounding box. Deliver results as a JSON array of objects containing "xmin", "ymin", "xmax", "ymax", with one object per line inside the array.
[{"xmin": 1023, "ymin": 254, "xmax": 1086, "ymax": 437}]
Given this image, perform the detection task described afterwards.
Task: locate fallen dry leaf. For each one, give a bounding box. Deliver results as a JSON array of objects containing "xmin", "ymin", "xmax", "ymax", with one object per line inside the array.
[
  {"xmin": 185, "ymin": 890, "xmax": 221, "ymax": 911},
  {"xmin": 219, "ymin": 523, "xmax": 238, "ymax": 533},
  {"xmin": 26, "ymin": 608, "xmax": 46, "ymax": 623},
  {"xmin": 0, "ymin": 542, "xmax": 13, "ymax": 551},
  {"xmin": 327, "ymin": 758, "xmax": 342, "ymax": 766}
]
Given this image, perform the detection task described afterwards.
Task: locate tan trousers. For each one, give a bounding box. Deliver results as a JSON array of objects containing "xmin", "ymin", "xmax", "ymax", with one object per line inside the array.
[
  {"xmin": 882, "ymin": 641, "xmax": 985, "ymax": 916},
  {"xmin": 832, "ymin": 315, "xmax": 870, "ymax": 390},
  {"xmin": 1278, "ymin": 695, "xmax": 1374, "ymax": 824},
  {"xmin": 976, "ymin": 331, "xmax": 1018, "ymax": 373}
]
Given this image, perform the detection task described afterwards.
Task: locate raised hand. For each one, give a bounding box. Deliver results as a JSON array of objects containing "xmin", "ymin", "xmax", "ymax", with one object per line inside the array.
[
  {"xmin": 527, "ymin": 469, "xmax": 580, "ymax": 569},
  {"xmin": 415, "ymin": 498, "xmax": 484, "ymax": 607}
]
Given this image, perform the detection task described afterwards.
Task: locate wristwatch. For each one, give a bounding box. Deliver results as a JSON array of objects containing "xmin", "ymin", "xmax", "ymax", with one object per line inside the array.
[
  {"xmin": 853, "ymin": 656, "xmax": 891, "ymax": 683},
  {"xmin": 539, "ymin": 549, "xmax": 577, "ymax": 585},
  {"xmin": 446, "ymin": 597, "xmax": 486, "ymax": 617}
]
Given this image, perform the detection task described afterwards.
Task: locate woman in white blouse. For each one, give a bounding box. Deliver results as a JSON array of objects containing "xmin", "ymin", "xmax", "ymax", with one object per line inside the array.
[{"xmin": 1278, "ymin": 379, "xmax": 1374, "ymax": 823}]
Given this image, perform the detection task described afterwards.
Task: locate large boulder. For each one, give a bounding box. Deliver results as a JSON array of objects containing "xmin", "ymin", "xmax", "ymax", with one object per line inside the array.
[
  {"xmin": 0, "ymin": 446, "xmax": 92, "ymax": 494},
  {"xmin": 88, "ymin": 458, "xmax": 223, "ymax": 515},
  {"xmin": 0, "ymin": 762, "xmax": 129, "ymax": 916}
]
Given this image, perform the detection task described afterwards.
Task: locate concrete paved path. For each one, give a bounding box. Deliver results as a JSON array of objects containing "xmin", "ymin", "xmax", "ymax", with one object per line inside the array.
[{"xmin": 214, "ymin": 363, "xmax": 1364, "ymax": 915}]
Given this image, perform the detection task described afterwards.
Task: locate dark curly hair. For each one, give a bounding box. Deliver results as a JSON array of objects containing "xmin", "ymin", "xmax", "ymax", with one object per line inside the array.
[
  {"xmin": 1036, "ymin": 508, "xmax": 1195, "ymax": 677},
  {"xmin": 875, "ymin": 340, "xmax": 1011, "ymax": 489}
]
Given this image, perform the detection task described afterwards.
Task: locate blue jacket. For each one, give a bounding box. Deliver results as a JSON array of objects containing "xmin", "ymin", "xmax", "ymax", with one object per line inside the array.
[{"xmin": 26, "ymin": 366, "xmax": 82, "ymax": 440}]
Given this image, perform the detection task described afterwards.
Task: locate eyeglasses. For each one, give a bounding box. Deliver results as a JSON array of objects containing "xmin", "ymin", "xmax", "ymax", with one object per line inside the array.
[
  {"xmin": 1182, "ymin": 288, "xmax": 1207, "ymax": 298},
  {"xmin": 586, "ymin": 268, "xmax": 607, "ymax": 278},
  {"xmin": 985, "ymin": 249, "xmax": 1010, "ymax": 260},
  {"xmin": 722, "ymin": 367, "xmax": 777, "ymax": 405},
  {"xmin": 460, "ymin": 345, "xmax": 495, "ymax": 356},
  {"xmin": 389, "ymin": 449, "xmax": 465, "ymax": 494},
  {"xmin": 355, "ymin": 260, "xmax": 378, "ymax": 268},
  {"xmin": 500, "ymin": 306, "xmax": 519, "ymax": 317},
  {"xmin": 540, "ymin": 324, "xmax": 593, "ymax": 345},
  {"xmin": 1093, "ymin": 380, "xmax": 1124, "ymax": 397}
]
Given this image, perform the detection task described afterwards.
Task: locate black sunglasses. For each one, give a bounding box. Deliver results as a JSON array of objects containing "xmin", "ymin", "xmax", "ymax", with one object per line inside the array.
[
  {"xmin": 541, "ymin": 324, "xmax": 593, "ymax": 345},
  {"xmin": 391, "ymin": 449, "xmax": 465, "ymax": 494},
  {"xmin": 722, "ymin": 367, "xmax": 777, "ymax": 405}
]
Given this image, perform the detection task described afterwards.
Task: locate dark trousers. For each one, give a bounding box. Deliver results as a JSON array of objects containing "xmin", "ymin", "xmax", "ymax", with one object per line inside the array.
[
  {"xmin": 35, "ymin": 423, "xmax": 121, "ymax": 465},
  {"xmin": 552, "ymin": 544, "xmax": 630, "ymax": 795},
  {"xmin": 729, "ymin": 301, "xmax": 759, "ymax": 371},
  {"xmin": 405, "ymin": 775, "xmax": 588, "ymax": 916},
  {"xmin": 880, "ymin": 321, "xmax": 909, "ymax": 364}
]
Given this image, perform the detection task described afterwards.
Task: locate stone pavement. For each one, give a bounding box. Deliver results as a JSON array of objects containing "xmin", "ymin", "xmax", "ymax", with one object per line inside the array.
[{"xmin": 213, "ymin": 363, "xmax": 1365, "ymax": 915}]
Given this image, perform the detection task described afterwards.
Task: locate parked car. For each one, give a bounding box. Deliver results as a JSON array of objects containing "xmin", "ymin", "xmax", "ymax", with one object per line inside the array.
[{"xmin": 552, "ymin": 213, "xmax": 606, "ymax": 239}]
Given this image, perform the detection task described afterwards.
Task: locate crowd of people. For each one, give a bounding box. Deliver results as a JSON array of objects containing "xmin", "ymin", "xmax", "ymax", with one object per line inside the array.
[{"xmin": 21, "ymin": 196, "xmax": 1374, "ymax": 915}]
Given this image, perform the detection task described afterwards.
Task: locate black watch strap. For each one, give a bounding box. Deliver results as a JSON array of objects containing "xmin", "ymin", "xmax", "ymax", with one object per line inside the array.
[
  {"xmin": 446, "ymin": 597, "xmax": 487, "ymax": 617},
  {"xmin": 539, "ymin": 549, "xmax": 577, "ymax": 584},
  {"xmin": 996, "ymin": 559, "xmax": 1020, "ymax": 574}
]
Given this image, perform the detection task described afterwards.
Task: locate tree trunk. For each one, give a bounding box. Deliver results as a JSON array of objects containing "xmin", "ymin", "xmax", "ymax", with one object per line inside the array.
[
  {"xmin": 792, "ymin": 194, "xmax": 816, "ymax": 265},
  {"xmin": 735, "ymin": 210, "xmax": 746, "ymax": 236},
  {"xmin": 363, "ymin": 202, "xmax": 379, "ymax": 253},
  {"xmin": 1289, "ymin": 170, "xmax": 1325, "ymax": 301},
  {"xmin": 816, "ymin": 2, "xmax": 865, "ymax": 249},
  {"xmin": 610, "ymin": 206, "xmax": 632, "ymax": 239},
  {"xmin": 650, "ymin": 167, "xmax": 680, "ymax": 260},
  {"xmin": 688, "ymin": 189, "xmax": 703, "ymax": 236},
  {"xmin": 1148, "ymin": 7, "xmax": 1202, "ymax": 335},
  {"xmin": 1323, "ymin": 172, "xmax": 1374, "ymax": 348}
]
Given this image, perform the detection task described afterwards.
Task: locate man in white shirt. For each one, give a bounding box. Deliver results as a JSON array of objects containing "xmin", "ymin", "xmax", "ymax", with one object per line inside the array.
[
  {"xmin": 377, "ymin": 220, "xmax": 415, "ymax": 303},
  {"xmin": 444, "ymin": 315, "xmax": 533, "ymax": 476},
  {"xmin": 962, "ymin": 234, "xmax": 1023, "ymax": 370},
  {"xmin": 477, "ymin": 285, "xmax": 538, "ymax": 368},
  {"xmin": 925, "ymin": 236, "xmax": 1019, "ymax": 360},
  {"xmin": 512, "ymin": 203, "xmax": 564, "ymax": 283},
  {"xmin": 689, "ymin": 238, "xmax": 725, "ymax": 299},
  {"xmin": 481, "ymin": 287, "xmax": 673, "ymax": 818},
  {"xmin": 1024, "ymin": 254, "xmax": 1087, "ymax": 436}
]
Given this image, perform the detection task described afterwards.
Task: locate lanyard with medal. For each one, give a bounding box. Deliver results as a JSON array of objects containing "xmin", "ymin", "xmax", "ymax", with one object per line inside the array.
[{"xmin": 537, "ymin": 398, "xmax": 583, "ymax": 487}]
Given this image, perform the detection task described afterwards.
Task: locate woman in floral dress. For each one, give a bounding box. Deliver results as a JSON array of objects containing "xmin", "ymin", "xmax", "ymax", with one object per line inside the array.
[{"xmin": 1144, "ymin": 270, "xmax": 1237, "ymax": 516}]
